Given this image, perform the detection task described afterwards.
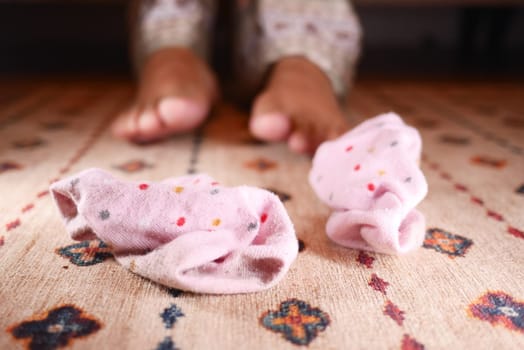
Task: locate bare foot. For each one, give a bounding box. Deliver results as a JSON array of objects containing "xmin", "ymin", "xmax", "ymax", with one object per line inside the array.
[
  {"xmin": 249, "ymin": 57, "xmax": 349, "ymax": 154},
  {"xmin": 112, "ymin": 47, "xmax": 218, "ymax": 142}
]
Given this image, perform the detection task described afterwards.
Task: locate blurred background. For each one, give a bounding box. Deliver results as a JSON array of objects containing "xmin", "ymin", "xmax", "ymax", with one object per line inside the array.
[{"xmin": 0, "ymin": 0, "xmax": 523, "ymax": 78}]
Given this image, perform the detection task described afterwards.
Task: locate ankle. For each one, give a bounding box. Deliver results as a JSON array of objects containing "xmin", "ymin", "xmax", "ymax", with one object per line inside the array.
[
  {"xmin": 140, "ymin": 47, "xmax": 209, "ymax": 83},
  {"xmin": 271, "ymin": 56, "xmax": 332, "ymax": 89},
  {"xmin": 145, "ymin": 47, "xmax": 199, "ymax": 66}
]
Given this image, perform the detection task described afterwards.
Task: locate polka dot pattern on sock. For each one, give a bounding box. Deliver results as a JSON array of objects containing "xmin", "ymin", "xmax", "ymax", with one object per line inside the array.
[{"xmin": 309, "ymin": 113, "xmax": 428, "ymax": 254}]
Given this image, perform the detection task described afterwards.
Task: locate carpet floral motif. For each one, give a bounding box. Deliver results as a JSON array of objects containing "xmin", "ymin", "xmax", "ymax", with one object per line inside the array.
[
  {"xmin": 8, "ymin": 305, "xmax": 102, "ymax": 350},
  {"xmin": 244, "ymin": 157, "xmax": 278, "ymax": 172},
  {"xmin": 0, "ymin": 161, "xmax": 23, "ymax": 174},
  {"xmin": 468, "ymin": 291, "xmax": 524, "ymax": 333},
  {"xmin": 160, "ymin": 304, "xmax": 185, "ymax": 329},
  {"xmin": 114, "ymin": 159, "xmax": 152, "ymax": 173},
  {"xmin": 56, "ymin": 240, "xmax": 112, "ymax": 266},
  {"xmin": 260, "ymin": 299, "xmax": 330, "ymax": 346},
  {"xmin": 265, "ymin": 188, "xmax": 291, "ymax": 202},
  {"xmin": 423, "ymin": 228, "xmax": 473, "ymax": 258}
]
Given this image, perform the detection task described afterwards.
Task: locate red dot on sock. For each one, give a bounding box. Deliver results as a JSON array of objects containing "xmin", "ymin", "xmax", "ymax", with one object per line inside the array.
[
  {"xmin": 177, "ymin": 217, "xmax": 186, "ymax": 226},
  {"xmin": 261, "ymin": 213, "xmax": 268, "ymax": 223},
  {"xmin": 139, "ymin": 183, "xmax": 149, "ymax": 190},
  {"xmin": 367, "ymin": 183, "xmax": 375, "ymax": 191},
  {"xmin": 345, "ymin": 145, "xmax": 353, "ymax": 152},
  {"xmin": 354, "ymin": 164, "xmax": 361, "ymax": 171},
  {"xmin": 211, "ymin": 181, "xmax": 219, "ymax": 186}
]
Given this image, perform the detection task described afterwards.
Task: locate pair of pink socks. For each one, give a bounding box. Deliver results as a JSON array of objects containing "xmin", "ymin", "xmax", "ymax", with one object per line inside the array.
[{"xmin": 50, "ymin": 113, "xmax": 427, "ymax": 294}]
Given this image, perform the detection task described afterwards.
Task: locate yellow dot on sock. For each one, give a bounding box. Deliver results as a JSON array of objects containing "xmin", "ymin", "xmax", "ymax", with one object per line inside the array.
[
  {"xmin": 174, "ymin": 186, "xmax": 184, "ymax": 193},
  {"xmin": 368, "ymin": 147, "xmax": 375, "ymax": 153},
  {"xmin": 378, "ymin": 170, "xmax": 386, "ymax": 176},
  {"xmin": 212, "ymin": 218, "xmax": 221, "ymax": 226}
]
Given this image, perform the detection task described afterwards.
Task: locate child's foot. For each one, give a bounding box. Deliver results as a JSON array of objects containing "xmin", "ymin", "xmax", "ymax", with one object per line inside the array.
[
  {"xmin": 112, "ymin": 47, "xmax": 218, "ymax": 142},
  {"xmin": 249, "ymin": 57, "xmax": 349, "ymax": 154}
]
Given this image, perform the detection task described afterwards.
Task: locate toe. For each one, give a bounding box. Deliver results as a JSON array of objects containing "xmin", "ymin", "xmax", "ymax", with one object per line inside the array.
[
  {"xmin": 132, "ymin": 108, "xmax": 164, "ymax": 142},
  {"xmin": 288, "ymin": 123, "xmax": 331, "ymax": 155},
  {"xmin": 288, "ymin": 131, "xmax": 313, "ymax": 154},
  {"xmin": 249, "ymin": 112, "xmax": 291, "ymax": 142},
  {"xmin": 250, "ymin": 92, "xmax": 292, "ymax": 141},
  {"xmin": 111, "ymin": 107, "xmax": 138, "ymax": 139},
  {"xmin": 157, "ymin": 97, "xmax": 209, "ymax": 133}
]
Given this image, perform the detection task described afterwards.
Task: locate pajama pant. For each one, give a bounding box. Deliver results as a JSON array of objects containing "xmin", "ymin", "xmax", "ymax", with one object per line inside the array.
[{"xmin": 131, "ymin": 0, "xmax": 362, "ymax": 97}]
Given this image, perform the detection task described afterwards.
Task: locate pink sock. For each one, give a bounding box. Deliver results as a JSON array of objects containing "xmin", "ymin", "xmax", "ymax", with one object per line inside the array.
[
  {"xmin": 309, "ymin": 113, "xmax": 428, "ymax": 254},
  {"xmin": 50, "ymin": 169, "xmax": 298, "ymax": 294}
]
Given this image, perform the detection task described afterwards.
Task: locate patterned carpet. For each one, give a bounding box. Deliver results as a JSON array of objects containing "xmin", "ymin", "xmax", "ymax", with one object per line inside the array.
[{"xmin": 1, "ymin": 78, "xmax": 523, "ymax": 349}]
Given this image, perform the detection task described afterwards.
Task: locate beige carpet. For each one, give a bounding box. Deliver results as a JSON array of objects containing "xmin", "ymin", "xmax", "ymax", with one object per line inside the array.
[{"xmin": 1, "ymin": 78, "xmax": 523, "ymax": 349}]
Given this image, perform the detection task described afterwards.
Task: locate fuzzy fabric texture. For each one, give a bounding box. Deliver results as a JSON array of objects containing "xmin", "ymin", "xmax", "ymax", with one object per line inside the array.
[
  {"xmin": 310, "ymin": 113, "xmax": 428, "ymax": 254},
  {"xmin": 50, "ymin": 169, "xmax": 298, "ymax": 294}
]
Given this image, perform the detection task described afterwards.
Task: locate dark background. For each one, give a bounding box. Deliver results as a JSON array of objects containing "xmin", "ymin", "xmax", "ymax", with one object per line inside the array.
[{"xmin": 0, "ymin": 1, "xmax": 523, "ymax": 78}]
